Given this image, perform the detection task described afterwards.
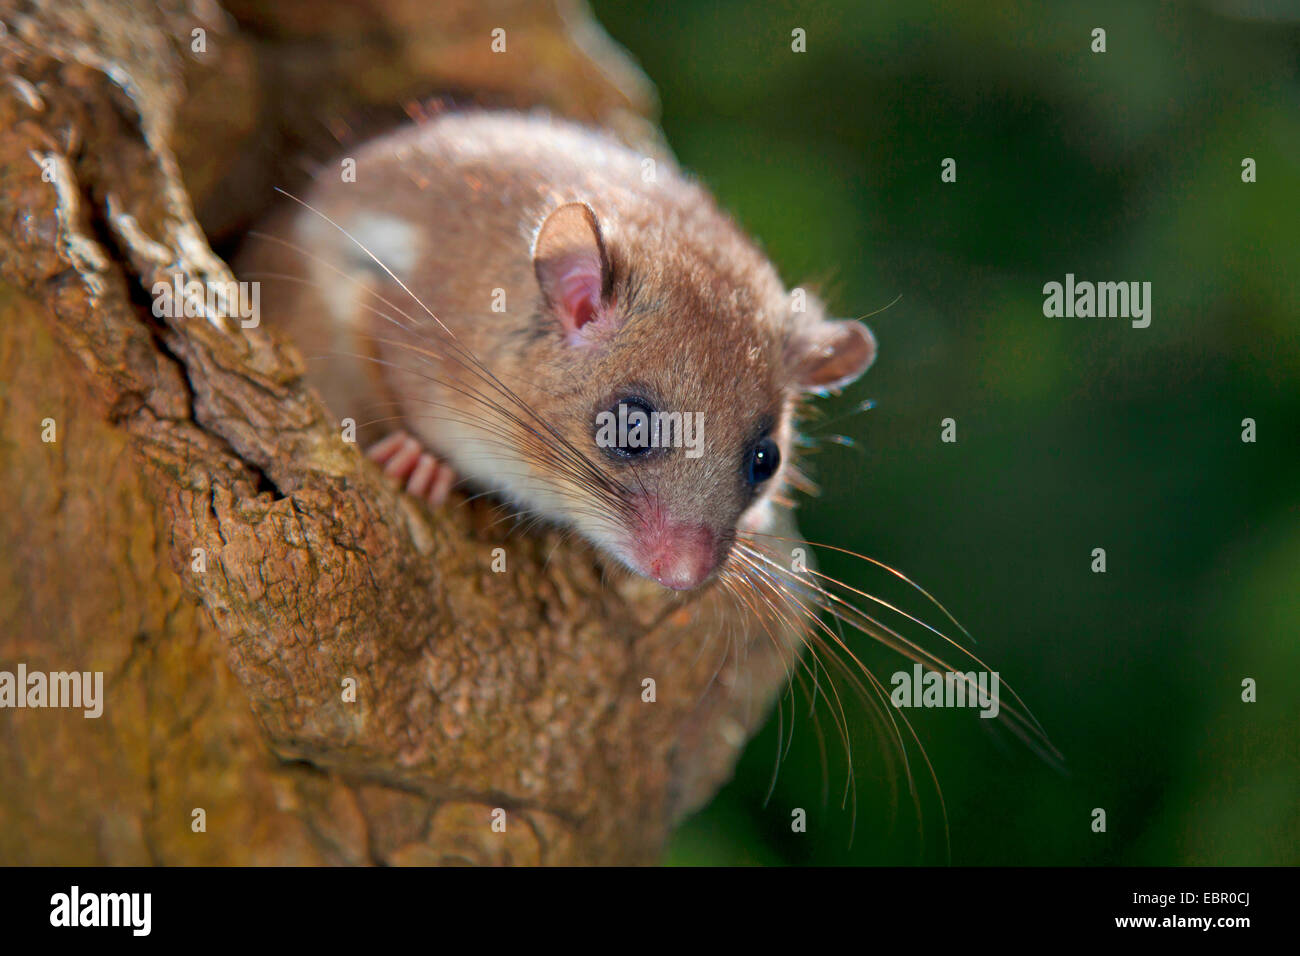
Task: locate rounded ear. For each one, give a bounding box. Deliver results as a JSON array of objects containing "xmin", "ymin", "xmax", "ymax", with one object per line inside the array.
[
  {"xmin": 532, "ymin": 201, "xmax": 611, "ymax": 339},
  {"xmin": 788, "ymin": 319, "xmax": 877, "ymax": 392}
]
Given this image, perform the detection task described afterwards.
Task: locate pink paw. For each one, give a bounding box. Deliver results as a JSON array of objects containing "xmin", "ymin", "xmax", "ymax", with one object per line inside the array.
[{"xmin": 366, "ymin": 431, "xmax": 456, "ymax": 507}]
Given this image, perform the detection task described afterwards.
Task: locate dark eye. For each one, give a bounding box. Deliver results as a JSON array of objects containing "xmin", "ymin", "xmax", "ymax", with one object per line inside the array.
[
  {"xmin": 596, "ymin": 397, "xmax": 658, "ymax": 459},
  {"xmin": 745, "ymin": 436, "xmax": 780, "ymax": 486}
]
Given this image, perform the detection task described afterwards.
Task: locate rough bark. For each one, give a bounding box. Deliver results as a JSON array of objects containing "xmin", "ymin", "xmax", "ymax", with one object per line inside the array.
[{"xmin": 0, "ymin": 0, "xmax": 796, "ymax": 864}]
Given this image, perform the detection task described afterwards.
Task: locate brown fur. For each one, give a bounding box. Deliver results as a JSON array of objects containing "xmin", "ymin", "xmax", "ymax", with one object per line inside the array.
[{"xmin": 239, "ymin": 112, "xmax": 873, "ymax": 585}]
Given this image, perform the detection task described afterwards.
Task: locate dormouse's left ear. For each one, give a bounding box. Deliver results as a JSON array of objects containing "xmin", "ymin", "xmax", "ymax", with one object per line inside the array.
[
  {"xmin": 787, "ymin": 318, "xmax": 877, "ymax": 392},
  {"xmin": 532, "ymin": 201, "xmax": 612, "ymax": 341}
]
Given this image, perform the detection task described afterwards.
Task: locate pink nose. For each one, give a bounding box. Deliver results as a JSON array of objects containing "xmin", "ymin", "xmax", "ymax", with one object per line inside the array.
[{"xmin": 638, "ymin": 522, "xmax": 717, "ymax": 591}]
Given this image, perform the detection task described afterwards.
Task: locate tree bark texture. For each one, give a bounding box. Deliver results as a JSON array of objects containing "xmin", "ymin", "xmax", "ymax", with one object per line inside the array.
[{"xmin": 0, "ymin": 0, "xmax": 797, "ymax": 864}]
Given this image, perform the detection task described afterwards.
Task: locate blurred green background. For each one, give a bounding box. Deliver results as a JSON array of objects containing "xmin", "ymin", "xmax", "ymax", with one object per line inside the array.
[{"xmin": 590, "ymin": 0, "xmax": 1300, "ymax": 865}]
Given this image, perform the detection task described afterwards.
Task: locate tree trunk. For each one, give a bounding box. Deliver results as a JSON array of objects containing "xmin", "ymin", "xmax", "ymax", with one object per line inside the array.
[{"xmin": 0, "ymin": 0, "xmax": 795, "ymax": 864}]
